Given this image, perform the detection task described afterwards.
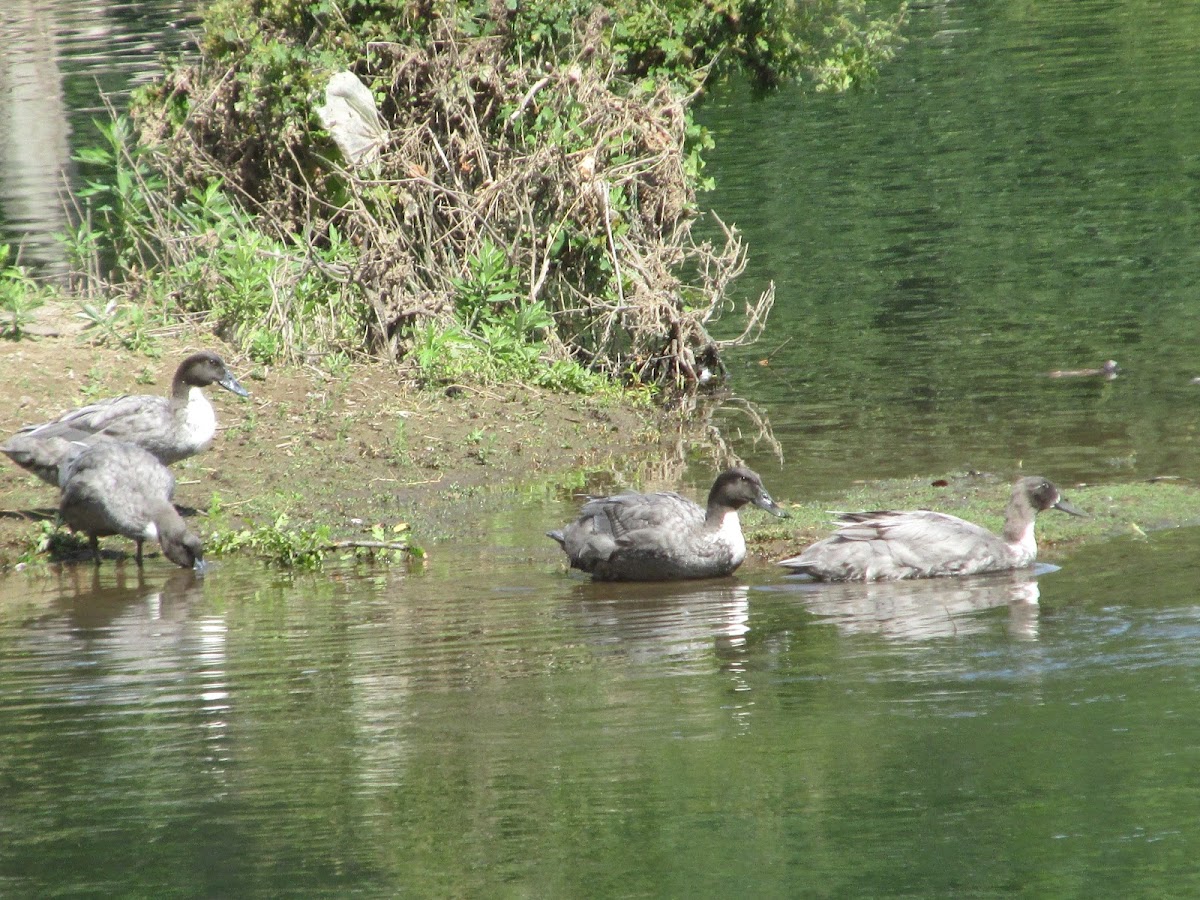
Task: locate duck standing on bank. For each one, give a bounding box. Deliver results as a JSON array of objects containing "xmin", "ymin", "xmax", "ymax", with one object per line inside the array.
[
  {"xmin": 2, "ymin": 350, "xmax": 249, "ymax": 485},
  {"xmin": 778, "ymin": 476, "xmax": 1085, "ymax": 582},
  {"xmin": 548, "ymin": 466, "xmax": 789, "ymax": 581},
  {"xmin": 59, "ymin": 441, "xmax": 204, "ymax": 570}
]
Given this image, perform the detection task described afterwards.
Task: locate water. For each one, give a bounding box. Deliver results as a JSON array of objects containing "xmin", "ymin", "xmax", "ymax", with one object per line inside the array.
[
  {"xmin": 6, "ymin": 0, "xmax": 1200, "ymax": 895},
  {"xmin": 6, "ymin": 531, "xmax": 1200, "ymax": 895},
  {"xmin": 0, "ymin": 1, "xmax": 195, "ymax": 274},
  {"xmin": 698, "ymin": 0, "xmax": 1200, "ymax": 500}
]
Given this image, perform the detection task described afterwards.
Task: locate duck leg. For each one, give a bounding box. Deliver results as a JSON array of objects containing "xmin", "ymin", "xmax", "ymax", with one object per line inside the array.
[
  {"xmin": 89, "ymin": 534, "xmax": 101, "ymax": 566},
  {"xmin": 135, "ymin": 538, "xmax": 145, "ymax": 567}
]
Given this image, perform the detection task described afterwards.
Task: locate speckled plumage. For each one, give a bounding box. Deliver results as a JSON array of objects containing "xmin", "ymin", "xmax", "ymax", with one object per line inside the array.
[
  {"xmin": 548, "ymin": 467, "xmax": 788, "ymax": 581},
  {"xmin": 59, "ymin": 441, "xmax": 204, "ymax": 569},
  {"xmin": 778, "ymin": 476, "xmax": 1084, "ymax": 582},
  {"xmin": 3, "ymin": 351, "xmax": 248, "ymax": 485}
]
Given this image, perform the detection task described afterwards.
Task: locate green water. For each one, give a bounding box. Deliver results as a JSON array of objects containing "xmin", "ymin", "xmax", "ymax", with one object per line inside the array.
[
  {"xmin": 7, "ymin": 1, "xmax": 1200, "ymax": 896},
  {"xmin": 699, "ymin": 0, "xmax": 1200, "ymax": 500},
  {"xmin": 5, "ymin": 527, "xmax": 1200, "ymax": 896}
]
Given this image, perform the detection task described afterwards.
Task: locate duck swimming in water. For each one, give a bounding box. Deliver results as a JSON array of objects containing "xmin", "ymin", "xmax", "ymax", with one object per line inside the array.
[
  {"xmin": 548, "ymin": 466, "xmax": 788, "ymax": 581},
  {"xmin": 2, "ymin": 350, "xmax": 249, "ymax": 485},
  {"xmin": 778, "ymin": 476, "xmax": 1085, "ymax": 582},
  {"xmin": 1046, "ymin": 360, "xmax": 1120, "ymax": 380},
  {"xmin": 58, "ymin": 441, "xmax": 204, "ymax": 570}
]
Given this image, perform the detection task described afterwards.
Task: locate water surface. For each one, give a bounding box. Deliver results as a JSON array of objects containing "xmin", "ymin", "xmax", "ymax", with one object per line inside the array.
[
  {"xmin": 698, "ymin": 0, "xmax": 1200, "ymax": 499},
  {"xmin": 0, "ymin": 1, "xmax": 194, "ymax": 274},
  {"xmin": 5, "ymin": 525, "xmax": 1200, "ymax": 895},
  {"xmin": 5, "ymin": 0, "xmax": 1200, "ymax": 895}
]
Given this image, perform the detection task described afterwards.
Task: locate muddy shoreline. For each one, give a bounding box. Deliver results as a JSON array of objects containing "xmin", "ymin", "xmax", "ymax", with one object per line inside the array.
[
  {"xmin": 0, "ymin": 333, "xmax": 731, "ymax": 570},
  {"xmin": 7, "ymin": 330, "xmax": 1200, "ymax": 574}
]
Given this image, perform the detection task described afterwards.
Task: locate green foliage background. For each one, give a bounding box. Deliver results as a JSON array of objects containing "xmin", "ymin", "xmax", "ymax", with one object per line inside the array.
[{"xmin": 65, "ymin": 0, "xmax": 905, "ymax": 389}]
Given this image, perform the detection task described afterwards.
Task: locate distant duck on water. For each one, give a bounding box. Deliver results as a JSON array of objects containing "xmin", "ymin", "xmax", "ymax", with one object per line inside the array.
[
  {"xmin": 778, "ymin": 476, "xmax": 1085, "ymax": 582},
  {"xmin": 548, "ymin": 467, "xmax": 788, "ymax": 581},
  {"xmin": 1046, "ymin": 359, "xmax": 1120, "ymax": 380}
]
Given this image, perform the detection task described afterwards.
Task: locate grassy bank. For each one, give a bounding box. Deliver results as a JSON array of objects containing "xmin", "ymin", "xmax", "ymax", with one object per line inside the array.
[{"xmin": 0, "ymin": 332, "xmax": 682, "ymax": 571}]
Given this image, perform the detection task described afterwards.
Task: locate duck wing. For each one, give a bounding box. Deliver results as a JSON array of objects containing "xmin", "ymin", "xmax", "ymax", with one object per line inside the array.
[
  {"xmin": 29, "ymin": 394, "xmax": 170, "ymax": 443},
  {"xmin": 1, "ymin": 433, "xmax": 89, "ymax": 486},
  {"xmin": 586, "ymin": 491, "xmax": 705, "ymax": 540},
  {"xmin": 551, "ymin": 492, "xmax": 706, "ymax": 575}
]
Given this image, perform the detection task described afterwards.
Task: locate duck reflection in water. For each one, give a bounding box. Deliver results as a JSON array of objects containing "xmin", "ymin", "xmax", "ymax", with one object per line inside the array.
[
  {"xmin": 1045, "ymin": 359, "xmax": 1120, "ymax": 380},
  {"xmin": 564, "ymin": 580, "xmax": 751, "ymax": 667},
  {"xmin": 779, "ymin": 569, "xmax": 1044, "ymax": 641}
]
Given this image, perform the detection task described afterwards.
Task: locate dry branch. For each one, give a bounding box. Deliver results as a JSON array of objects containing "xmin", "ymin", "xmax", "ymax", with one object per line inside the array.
[{"xmin": 134, "ymin": 16, "xmax": 775, "ymax": 389}]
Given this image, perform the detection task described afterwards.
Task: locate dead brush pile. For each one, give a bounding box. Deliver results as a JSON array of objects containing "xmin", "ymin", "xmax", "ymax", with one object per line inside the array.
[{"xmin": 136, "ymin": 17, "xmax": 773, "ymax": 389}]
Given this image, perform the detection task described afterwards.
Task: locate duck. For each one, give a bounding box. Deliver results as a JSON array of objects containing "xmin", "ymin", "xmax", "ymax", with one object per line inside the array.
[
  {"xmin": 58, "ymin": 440, "xmax": 204, "ymax": 570},
  {"xmin": 777, "ymin": 476, "xmax": 1085, "ymax": 582},
  {"xmin": 548, "ymin": 466, "xmax": 788, "ymax": 581},
  {"xmin": 2, "ymin": 350, "xmax": 249, "ymax": 485},
  {"xmin": 1046, "ymin": 359, "xmax": 1120, "ymax": 380}
]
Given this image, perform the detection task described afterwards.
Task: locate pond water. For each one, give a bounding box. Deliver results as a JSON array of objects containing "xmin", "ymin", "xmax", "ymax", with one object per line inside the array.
[
  {"xmin": 6, "ymin": 529, "xmax": 1200, "ymax": 896},
  {"xmin": 0, "ymin": 1, "xmax": 196, "ymax": 274},
  {"xmin": 5, "ymin": 0, "xmax": 1200, "ymax": 896},
  {"xmin": 700, "ymin": 0, "xmax": 1200, "ymax": 501}
]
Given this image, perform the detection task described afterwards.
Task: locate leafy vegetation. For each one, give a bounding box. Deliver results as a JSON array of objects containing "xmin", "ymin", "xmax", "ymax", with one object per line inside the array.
[
  {"xmin": 205, "ymin": 514, "xmax": 336, "ymax": 569},
  {"xmin": 409, "ymin": 239, "xmax": 611, "ymax": 391},
  {"xmin": 204, "ymin": 502, "xmax": 418, "ymax": 569},
  {"xmin": 66, "ymin": 118, "xmax": 370, "ymax": 365},
  {"xmin": 0, "ymin": 244, "xmax": 50, "ymax": 339},
  {"xmin": 59, "ymin": 0, "xmax": 905, "ymax": 391},
  {"xmin": 12, "ymin": 522, "xmax": 87, "ymax": 569}
]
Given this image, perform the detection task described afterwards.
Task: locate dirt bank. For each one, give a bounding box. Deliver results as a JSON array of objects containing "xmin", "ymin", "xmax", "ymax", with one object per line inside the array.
[
  {"xmin": 1, "ymin": 331, "xmax": 721, "ymax": 569},
  {"xmin": 11, "ymin": 327, "xmax": 1184, "ymax": 575}
]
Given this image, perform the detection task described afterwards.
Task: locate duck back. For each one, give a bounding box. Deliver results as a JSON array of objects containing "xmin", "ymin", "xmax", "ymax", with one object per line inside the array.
[
  {"xmin": 60, "ymin": 442, "xmax": 179, "ymax": 541},
  {"xmin": 783, "ymin": 510, "xmax": 1018, "ymax": 581}
]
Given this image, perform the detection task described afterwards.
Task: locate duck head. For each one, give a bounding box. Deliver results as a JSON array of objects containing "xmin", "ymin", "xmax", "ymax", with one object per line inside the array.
[
  {"xmin": 710, "ymin": 467, "xmax": 789, "ymax": 517},
  {"xmin": 178, "ymin": 351, "xmax": 250, "ymax": 398},
  {"xmin": 1021, "ymin": 476, "xmax": 1086, "ymax": 517},
  {"xmin": 161, "ymin": 525, "xmax": 206, "ymax": 571}
]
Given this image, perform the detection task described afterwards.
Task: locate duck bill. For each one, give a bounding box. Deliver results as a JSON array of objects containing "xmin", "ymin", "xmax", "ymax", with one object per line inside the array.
[
  {"xmin": 1054, "ymin": 498, "xmax": 1087, "ymax": 517},
  {"xmin": 219, "ymin": 372, "xmax": 251, "ymax": 398},
  {"xmin": 755, "ymin": 493, "xmax": 790, "ymax": 519}
]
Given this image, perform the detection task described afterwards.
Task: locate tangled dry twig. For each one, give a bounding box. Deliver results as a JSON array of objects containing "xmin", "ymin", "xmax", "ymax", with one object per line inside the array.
[{"xmin": 138, "ymin": 17, "xmax": 774, "ymax": 388}]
